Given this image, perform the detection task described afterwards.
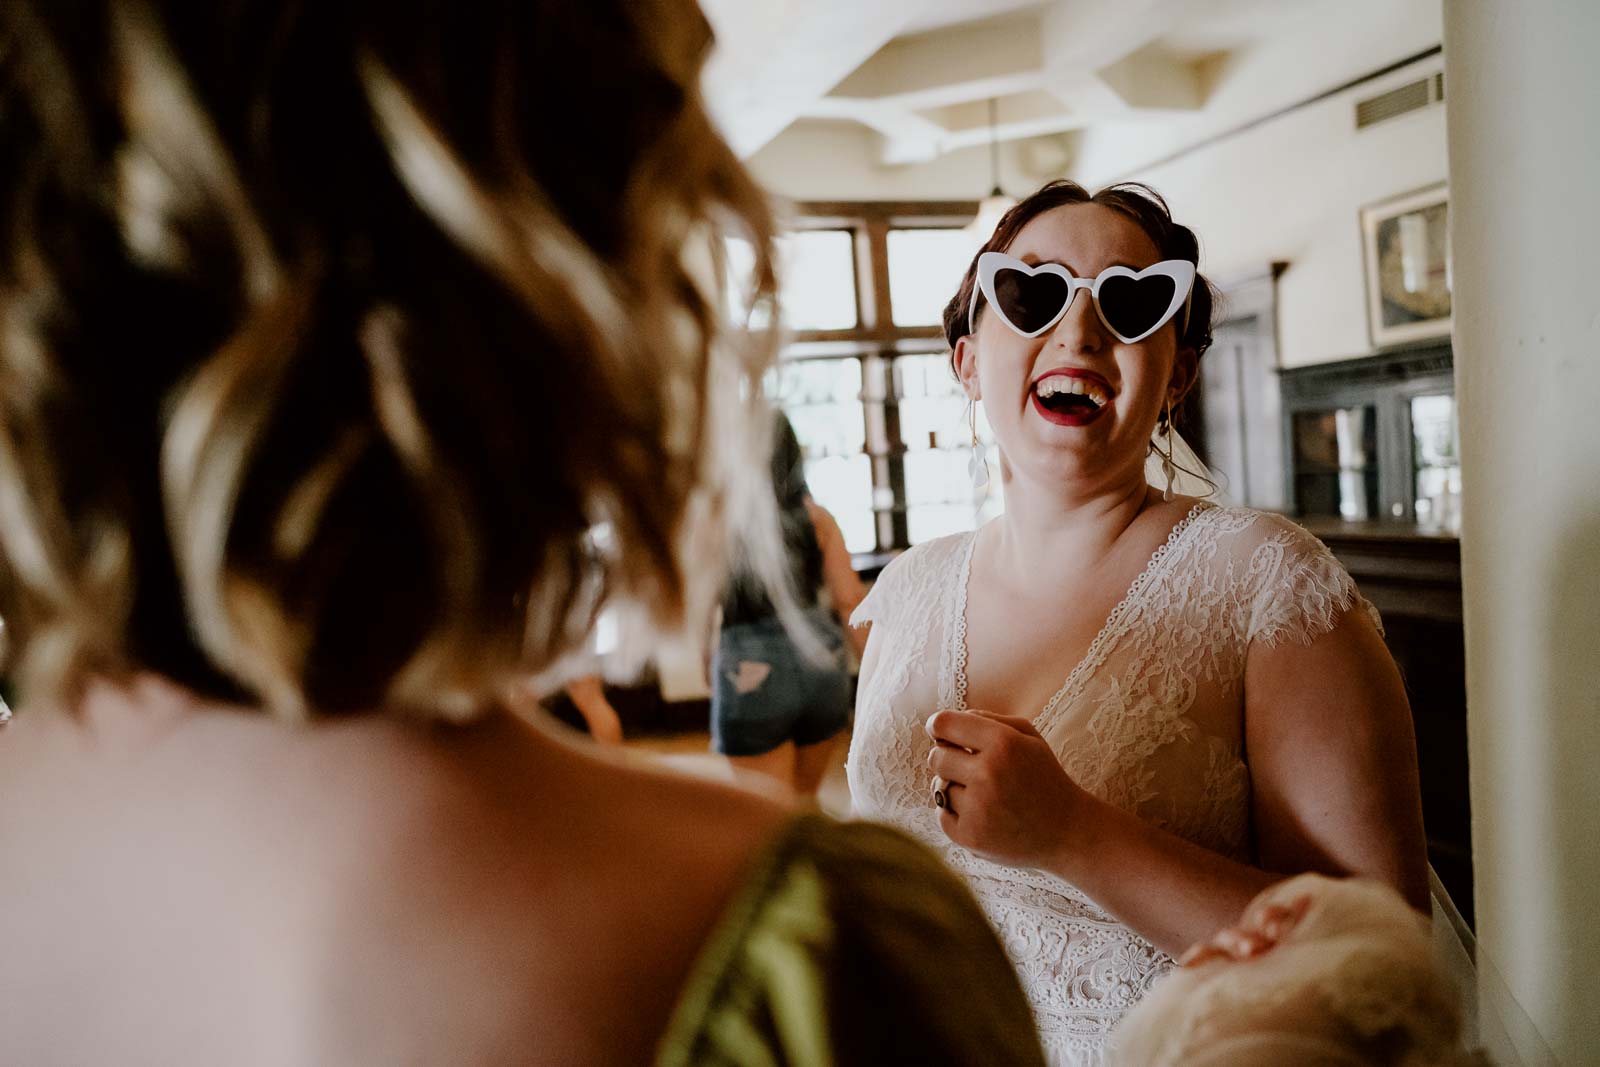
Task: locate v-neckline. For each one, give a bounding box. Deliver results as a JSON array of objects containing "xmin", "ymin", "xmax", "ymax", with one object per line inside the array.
[{"xmin": 948, "ymin": 502, "xmax": 1211, "ymax": 735}]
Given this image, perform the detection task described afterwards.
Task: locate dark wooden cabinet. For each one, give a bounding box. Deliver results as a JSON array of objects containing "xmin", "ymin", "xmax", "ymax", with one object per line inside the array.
[
  {"xmin": 1275, "ymin": 344, "xmax": 1470, "ymax": 923},
  {"xmin": 1279, "ymin": 342, "xmax": 1459, "ymax": 528}
]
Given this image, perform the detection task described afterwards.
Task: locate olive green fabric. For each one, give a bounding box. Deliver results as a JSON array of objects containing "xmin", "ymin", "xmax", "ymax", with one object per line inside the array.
[{"xmin": 657, "ymin": 814, "xmax": 1046, "ymax": 1067}]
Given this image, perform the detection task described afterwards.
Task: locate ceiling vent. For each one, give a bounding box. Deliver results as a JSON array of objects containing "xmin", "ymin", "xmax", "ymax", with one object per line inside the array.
[{"xmin": 1355, "ymin": 72, "xmax": 1444, "ymax": 130}]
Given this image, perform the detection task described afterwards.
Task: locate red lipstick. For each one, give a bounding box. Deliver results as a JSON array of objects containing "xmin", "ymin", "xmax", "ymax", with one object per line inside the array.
[{"xmin": 1030, "ymin": 369, "xmax": 1113, "ymax": 428}]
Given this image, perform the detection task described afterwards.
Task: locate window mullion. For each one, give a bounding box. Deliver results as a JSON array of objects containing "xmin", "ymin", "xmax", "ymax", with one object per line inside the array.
[{"xmin": 857, "ymin": 220, "xmax": 909, "ymax": 551}]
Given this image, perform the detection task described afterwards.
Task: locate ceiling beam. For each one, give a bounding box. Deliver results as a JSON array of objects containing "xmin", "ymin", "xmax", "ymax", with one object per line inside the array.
[
  {"xmin": 698, "ymin": 0, "xmax": 912, "ymax": 157},
  {"xmin": 1095, "ymin": 43, "xmax": 1206, "ymax": 110},
  {"xmin": 701, "ymin": 0, "xmax": 1211, "ymax": 164},
  {"xmin": 826, "ymin": 14, "xmax": 1045, "ymax": 106}
]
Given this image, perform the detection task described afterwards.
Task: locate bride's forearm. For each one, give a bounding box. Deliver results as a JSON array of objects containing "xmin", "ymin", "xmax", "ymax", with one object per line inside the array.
[{"xmin": 1043, "ymin": 795, "xmax": 1281, "ymax": 958}]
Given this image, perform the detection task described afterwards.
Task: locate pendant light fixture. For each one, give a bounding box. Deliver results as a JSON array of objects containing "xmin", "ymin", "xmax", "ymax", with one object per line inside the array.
[{"xmin": 966, "ymin": 97, "xmax": 1017, "ymax": 240}]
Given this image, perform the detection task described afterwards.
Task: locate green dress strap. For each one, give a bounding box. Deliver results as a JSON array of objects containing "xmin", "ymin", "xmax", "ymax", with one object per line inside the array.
[{"xmin": 657, "ymin": 813, "xmax": 1045, "ymax": 1066}]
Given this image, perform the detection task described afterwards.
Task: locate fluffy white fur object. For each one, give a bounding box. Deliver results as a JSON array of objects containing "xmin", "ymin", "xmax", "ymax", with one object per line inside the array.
[{"xmin": 1111, "ymin": 874, "xmax": 1480, "ymax": 1066}]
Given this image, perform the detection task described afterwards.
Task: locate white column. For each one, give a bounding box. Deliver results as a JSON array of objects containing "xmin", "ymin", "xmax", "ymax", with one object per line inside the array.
[{"xmin": 1443, "ymin": 2, "xmax": 1600, "ymax": 1063}]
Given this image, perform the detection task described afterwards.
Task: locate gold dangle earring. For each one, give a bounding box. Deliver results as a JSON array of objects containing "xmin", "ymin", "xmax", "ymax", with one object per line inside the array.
[
  {"xmin": 1161, "ymin": 397, "xmax": 1176, "ymax": 502},
  {"xmin": 969, "ymin": 400, "xmax": 990, "ymax": 491}
]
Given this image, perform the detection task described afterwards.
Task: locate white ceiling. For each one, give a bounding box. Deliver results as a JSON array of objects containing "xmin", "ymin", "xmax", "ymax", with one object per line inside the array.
[{"xmin": 699, "ymin": 0, "xmax": 1442, "ymax": 185}]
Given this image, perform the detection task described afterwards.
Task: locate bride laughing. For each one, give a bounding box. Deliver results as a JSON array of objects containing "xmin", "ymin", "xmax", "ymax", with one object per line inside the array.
[{"xmin": 847, "ymin": 180, "xmax": 1430, "ymax": 1066}]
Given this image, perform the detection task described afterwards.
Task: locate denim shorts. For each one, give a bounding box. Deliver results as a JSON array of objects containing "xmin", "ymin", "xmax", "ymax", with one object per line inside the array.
[{"xmin": 710, "ymin": 606, "xmax": 852, "ymax": 757}]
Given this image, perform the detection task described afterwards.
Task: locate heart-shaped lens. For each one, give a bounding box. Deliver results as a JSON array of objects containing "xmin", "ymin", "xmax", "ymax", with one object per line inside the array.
[
  {"xmin": 1097, "ymin": 274, "xmax": 1178, "ymax": 340},
  {"xmin": 992, "ymin": 268, "xmax": 1073, "ymax": 335}
]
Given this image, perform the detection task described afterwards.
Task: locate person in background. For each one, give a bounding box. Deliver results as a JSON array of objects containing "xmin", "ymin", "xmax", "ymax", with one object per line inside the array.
[
  {"xmin": 848, "ymin": 180, "xmax": 1428, "ymax": 1065},
  {"xmin": 0, "ymin": 3, "xmax": 1046, "ymax": 1065},
  {"xmin": 711, "ymin": 410, "xmax": 867, "ymax": 797},
  {"xmin": 507, "ymin": 673, "xmax": 625, "ymax": 745},
  {"xmin": 564, "ymin": 675, "xmax": 624, "ymax": 745}
]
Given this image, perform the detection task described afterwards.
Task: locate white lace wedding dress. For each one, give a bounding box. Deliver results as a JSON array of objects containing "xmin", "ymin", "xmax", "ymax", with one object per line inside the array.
[{"xmin": 846, "ymin": 503, "xmax": 1381, "ymax": 1067}]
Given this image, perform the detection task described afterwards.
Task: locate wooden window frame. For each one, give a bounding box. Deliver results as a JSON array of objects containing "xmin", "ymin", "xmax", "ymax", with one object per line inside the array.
[{"xmin": 779, "ymin": 201, "xmax": 979, "ymax": 558}]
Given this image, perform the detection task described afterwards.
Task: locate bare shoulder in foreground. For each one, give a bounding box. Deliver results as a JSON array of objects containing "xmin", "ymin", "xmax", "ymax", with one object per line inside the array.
[
  {"xmin": 0, "ymin": 678, "xmax": 790, "ymax": 1067},
  {"xmin": 318, "ymin": 708, "xmax": 794, "ymax": 1066}
]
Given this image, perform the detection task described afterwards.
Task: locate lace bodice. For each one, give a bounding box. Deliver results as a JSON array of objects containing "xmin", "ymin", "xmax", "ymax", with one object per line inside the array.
[{"xmin": 846, "ymin": 504, "xmax": 1380, "ymax": 1067}]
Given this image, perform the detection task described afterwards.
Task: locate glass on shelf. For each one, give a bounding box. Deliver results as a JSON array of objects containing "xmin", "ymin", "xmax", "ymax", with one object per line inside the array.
[
  {"xmin": 895, "ymin": 351, "xmax": 970, "ymax": 452},
  {"xmin": 1411, "ymin": 393, "xmax": 1462, "ymax": 533},
  {"xmin": 895, "ymin": 351, "xmax": 966, "ymax": 401},
  {"xmin": 887, "ymin": 228, "xmax": 984, "ymax": 327},
  {"xmin": 776, "ymin": 357, "xmax": 864, "ymax": 406},
  {"xmin": 897, "ymin": 353, "xmax": 1001, "ymax": 544},
  {"xmin": 773, "ymin": 359, "xmax": 866, "ymax": 460},
  {"xmin": 1292, "ymin": 407, "xmax": 1378, "ymax": 522},
  {"xmin": 773, "ymin": 358, "xmax": 873, "ymax": 553},
  {"xmin": 899, "ymin": 394, "xmax": 970, "ymax": 452}
]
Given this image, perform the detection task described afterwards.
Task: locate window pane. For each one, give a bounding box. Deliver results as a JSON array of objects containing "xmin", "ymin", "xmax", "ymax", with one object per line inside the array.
[
  {"xmin": 779, "ymin": 230, "xmax": 858, "ymax": 331},
  {"xmin": 776, "ymin": 358, "xmax": 874, "ymax": 554},
  {"xmin": 726, "ymin": 232, "xmax": 859, "ymax": 331},
  {"xmin": 887, "ymin": 228, "xmax": 984, "ymax": 327},
  {"xmin": 1411, "ymin": 393, "xmax": 1461, "ymax": 532},
  {"xmin": 806, "ymin": 454, "xmax": 876, "ymax": 554},
  {"xmin": 895, "ymin": 352, "xmax": 967, "ymax": 451},
  {"xmin": 776, "ymin": 359, "xmax": 866, "ymax": 461},
  {"xmin": 1292, "ymin": 407, "xmax": 1378, "ymax": 521},
  {"xmin": 897, "ymin": 352, "xmax": 1001, "ymax": 544}
]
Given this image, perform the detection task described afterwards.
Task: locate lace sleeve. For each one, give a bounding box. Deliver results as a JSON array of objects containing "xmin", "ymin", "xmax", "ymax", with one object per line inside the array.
[
  {"xmin": 849, "ymin": 550, "xmax": 907, "ymax": 630},
  {"xmin": 1243, "ymin": 515, "xmax": 1383, "ymax": 648}
]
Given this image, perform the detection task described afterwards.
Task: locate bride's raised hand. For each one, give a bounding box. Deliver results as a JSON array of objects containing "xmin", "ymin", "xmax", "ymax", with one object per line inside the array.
[{"xmin": 925, "ymin": 709, "xmax": 1090, "ymax": 868}]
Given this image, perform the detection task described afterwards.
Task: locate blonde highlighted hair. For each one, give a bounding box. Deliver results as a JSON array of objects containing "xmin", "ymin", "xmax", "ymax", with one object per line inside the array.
[{"xmin": 0, "ymin": 0, "xmax": 780, "ymax": 718}]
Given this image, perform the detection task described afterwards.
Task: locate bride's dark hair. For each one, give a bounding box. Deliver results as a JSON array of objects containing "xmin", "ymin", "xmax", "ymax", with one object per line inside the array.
[
  {"xmin": 942, "ymin": 180, "xmax": 1219, "ymax": 367},
  {"xmin": 941, "ymin": 179, "xmax": 1222, "ymax": 493},
  {"xmin": 0, "ymin": 0, "xmax": 780, "ymax": 718}
]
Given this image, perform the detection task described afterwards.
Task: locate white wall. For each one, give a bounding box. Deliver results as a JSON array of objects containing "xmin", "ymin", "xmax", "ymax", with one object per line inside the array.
[
  {"xmin": 1114, "ymin": 58, "xmax": 1448, "ymax": 366},
  {"xmin": 749, "ymin": 59, "xmax": 1451, "ymax": 369},
  {"xmin": 1445, "ymin": 4, "xmax": 1600, "ymax": 1063}
]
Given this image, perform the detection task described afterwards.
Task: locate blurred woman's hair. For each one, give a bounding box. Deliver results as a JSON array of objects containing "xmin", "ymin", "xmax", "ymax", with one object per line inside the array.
[
  {"xmin": 942, "ymin": 180, "xmax": 1220, "ymax": 368},
  {"xmin": 0, "ymin": 0, "xmax": 781, "ymax": 719},
  {"xmin": 768, "ymin": 411, "xmax": 809, "ymax": 514}
]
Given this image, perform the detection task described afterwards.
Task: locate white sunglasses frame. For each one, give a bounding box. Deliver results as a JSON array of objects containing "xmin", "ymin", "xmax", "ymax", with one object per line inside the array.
[{"xmin": 968, "ymin": 252, "xmax": 1197, "ymax": 344}]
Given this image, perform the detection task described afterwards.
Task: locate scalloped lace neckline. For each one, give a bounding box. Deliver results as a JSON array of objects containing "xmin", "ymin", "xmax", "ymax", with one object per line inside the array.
[{"xmin": 949, "ymin": 503, "xmax": 1212, "ymax": 734}]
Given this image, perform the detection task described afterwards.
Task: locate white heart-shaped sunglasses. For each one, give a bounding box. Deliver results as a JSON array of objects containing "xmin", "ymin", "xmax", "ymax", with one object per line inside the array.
[{"xmin": 968, "ymin": 251, "xmax": 1196, "ymax": 344}]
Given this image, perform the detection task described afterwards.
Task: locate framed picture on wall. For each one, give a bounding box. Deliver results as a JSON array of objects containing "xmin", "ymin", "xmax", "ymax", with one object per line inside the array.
[{"xmin": 1361, "ymin": 183, "xmax": 1452, "ymax": 348}]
